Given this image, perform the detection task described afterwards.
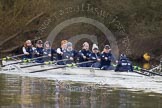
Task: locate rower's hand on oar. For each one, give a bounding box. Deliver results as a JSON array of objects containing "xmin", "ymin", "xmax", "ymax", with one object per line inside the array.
[
  {"xmin": 83, "ymin": 56, "xmax": 86, "ymax": 59},
  {"xmin": 97, "ymin": 59, "xmax": 101, "ymax": 62},
  {"xmin": 116, "ymin": 60, "xmax": 118, "ymax": 64},
  {"xmin": 36, "ymin": 52, "xmax": 40, "ymax": 55},
  {"xmin": 69, "ymin": 57, "xmax": 74, "ymax": 61},
  {"xmin": 24, "ymin": 52, "xmax": 29, "ymax": 55},
  {"xmin": 48, "ymin": 54, "xmax": 51, "ymax": 57}
]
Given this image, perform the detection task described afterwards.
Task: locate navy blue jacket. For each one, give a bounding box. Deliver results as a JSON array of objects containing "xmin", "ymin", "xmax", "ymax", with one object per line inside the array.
[
  {"xmin": 89, "ymin": 52, "xmax": 101, "ymax": 68},
  {"xmin": 43, "ymin": 48, "xmax": 56, "ymax": 61},
  {"xmin": 115, "ymin": 57, "xmax": 133, "ymax": 72},
  {"xmin": 89, "ymin": 53, "xmax": 101, "ymax": 61},
  {"xmin": 56, "ymin": 48, "xmax": 64, "ymax": 60},
  {"xmin": 100, "ymin": 52, "xmax": 114, "ymax": 67},
  {"xmin": 23, "ymin": 47, "xmax": 34, "ymax": 59},
  {"xmin": 63, "ymin": 50, "xmax": 77, "ymax": 64},
  {"xmin": 78, "ymin": 49, "xmax": 91, "ymax": 67},
  {"xmin": 78, "ymin": 49, "xmax": 91, "ymax": 62},
  {"xmin": 56, "ymin": 48, "xmax": 66, "ymax": 65},
  {"xmin": 34, "ymin": 47, "xmax": 44, "ymax": 63}
]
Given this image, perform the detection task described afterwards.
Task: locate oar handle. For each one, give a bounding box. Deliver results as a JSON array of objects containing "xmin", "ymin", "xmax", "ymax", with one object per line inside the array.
[
  {"xmin": 44, "ymin": 59, "xmax": 69, "ymax": 65},
  {"xmin": 0, "ymin": 54, "xmax": 26, "ymax": 61},
  {"xmin": 21, "ymin": 59, "xmax": 69, "ymax": 68},
  {"xmin": 76, "ymin": 61, "xmax": 94, "ymax": 65},
  {"xmin": 66, "ymin": 61, "xmax": 95, "ymax": 67},
  {"xmin": 2, "ymin": 56, "xmax": 48, "ymax": 67},
  {"xmin": 141, "ymin": 68, "xmax": 162, "ymax": 76},
  {"xmin": 133, "ymin": 65, "xmax": 162, "ymax": 76},
  {"xmin": 12, "ymin": 54, "xmax": 26, "ymax": 58}
]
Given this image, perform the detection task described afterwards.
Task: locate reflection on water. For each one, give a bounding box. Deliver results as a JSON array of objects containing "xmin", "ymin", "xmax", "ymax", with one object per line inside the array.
[{"xmin": 0, "ymin": 74, "xmax": 162, "ymax": 108}]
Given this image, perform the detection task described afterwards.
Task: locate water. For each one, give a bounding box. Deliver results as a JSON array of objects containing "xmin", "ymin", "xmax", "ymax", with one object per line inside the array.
[{"xmin": 0, "ymin": 74, "xmax": 162, "ymax": 108}]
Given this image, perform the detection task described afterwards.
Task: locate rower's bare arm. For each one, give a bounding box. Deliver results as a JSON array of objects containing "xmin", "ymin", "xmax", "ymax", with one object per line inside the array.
[{"xmin": 22, "ymin": 47, "xmax": 29, "ymax": 55}]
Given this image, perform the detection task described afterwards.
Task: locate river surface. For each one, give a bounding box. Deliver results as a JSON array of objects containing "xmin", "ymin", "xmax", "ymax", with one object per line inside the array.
[{"xmin": 0, "ymin": 72, "xmax": 162, "ymax": 108}]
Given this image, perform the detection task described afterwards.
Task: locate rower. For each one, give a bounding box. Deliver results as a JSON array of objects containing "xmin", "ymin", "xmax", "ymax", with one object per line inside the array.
[
  {"xmin": 78, "ymin": 42, "xmax": 92, "ymax": 67},
  {"xmin": 43, "ymin": 41, "xmax": 56, "ymax": 61},
  {"xmin": 89, "ymin": 44, "xmax": 101, "ymax": 68},
  {"xmin": 34, "ymin": 40, "xmax": 44, "ymax": 63},
  {"xmin": 115, "ymin": 54, "xmax": 133, "ymax": 72},
  {"xmin": 100, "ymin": 45, "xmax": 115, "ymax": 70},
  {"xmin": 56, "ymin": 40, "xmax": 68, "ymax": 65},
  {"xmin": 22, "ymin": 40, "xmax": 35, "ymax": 59},
  {"xmin": 62, "ymin": 42, "xmax": 78, "ymax": 64}
]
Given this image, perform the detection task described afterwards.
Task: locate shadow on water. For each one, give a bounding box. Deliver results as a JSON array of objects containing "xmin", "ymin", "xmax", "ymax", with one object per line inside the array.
[{"xmin": 0, "ymin": 74, "xmax": 162, "ymax": 108}]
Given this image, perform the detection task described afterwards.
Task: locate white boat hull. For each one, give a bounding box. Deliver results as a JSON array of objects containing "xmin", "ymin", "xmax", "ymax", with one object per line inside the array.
[{"xmin": 1, "ymin": 62, "xmax": 162, "ymax": 94}]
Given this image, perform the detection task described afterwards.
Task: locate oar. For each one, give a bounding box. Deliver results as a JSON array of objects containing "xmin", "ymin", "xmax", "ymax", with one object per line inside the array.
[
  {"xmin": 29, "ymin": 61, "xmax": 94, "ymax": 73},
  {"xmin": 141, "ymin": 68, "xmax": 162, "ymax": 76},
  {"xmin": 133, "ymin": 70, "xmax": 151, "ymax": 76},
  {"xmin": 21, "ymin": 59, "xmax": 69, "ymax": 68},
  {"xmin": 133, "ymin": 66, "xmax": 162, "ymax": 76},
  {"xmin": 2, "ymin": 56, "xmax": 48, "ymax": 67},
  {"xmin": 0, "ymin": 54, "xmax": 26, "ymax": 61}
]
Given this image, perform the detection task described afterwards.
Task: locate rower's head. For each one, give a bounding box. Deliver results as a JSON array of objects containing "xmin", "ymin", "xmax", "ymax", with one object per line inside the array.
[
  {"xmin": 83, "ymin": 42, "xmax": 89, "ymax": 51},
  {"xmin": 36, "ymin": 40, "xmax": 43, "ymax": 48},
  {"xmin": 103, "ymin": 45, "xmax": 111, "ymax": 53},
  {"xmin": 120, "ymin": 53, "xmax": 127, "ymax": 60},
  {"xmin": 24, "ymin": 40, "xmax": 32, "ymax": 47},
  {"xmin": 61, "ymin": 40, "xmax": 68, "ymax": 49},
  {"xmin": 44, "ymin": 41, "xmax": 51, "ymax": 49},
  {"xmin": 67, "ymin": 42, "xmax": 73, "ymax": 51},
  {"xmin": 92, "ymin": 44, "xmax": 99, "ymax": 53}
]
